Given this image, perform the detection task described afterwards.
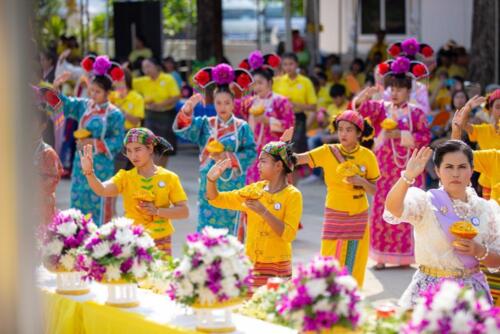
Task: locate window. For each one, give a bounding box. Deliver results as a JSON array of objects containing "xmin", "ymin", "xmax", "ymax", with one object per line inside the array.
[{"xmin": 360, "ymin": 0, "xmax": 406, "ymax": 35}]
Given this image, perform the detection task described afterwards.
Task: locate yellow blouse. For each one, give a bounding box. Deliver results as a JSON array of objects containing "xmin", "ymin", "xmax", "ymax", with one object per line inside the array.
[
  {"xmin": 474, "ymin": 149, "xmax": 500, "ymax": 204},
  {"xmin": 109, "ymin": 90, "xmax": 145, "ymax": 130},
  {"xmin": 273, "ymin": 74, "xmax": 317, "ymax": 108},
  {"xmin": 132, "ymin": 72, "xmax": 180, "ymax": 110},
  {"xmin": 469, "ymin": 123, "xmax": 500, "ymax": 188},
  {"xmin": 309, "ymin": 144, "xmax": 380, "ymax": 215},
  {"xmin": 208, "ymin": 181, "xmax": 303, "ymax": 264},
  {"xmin": 111, "ymin": 167, "xmax": 188, "ymax": 239}
]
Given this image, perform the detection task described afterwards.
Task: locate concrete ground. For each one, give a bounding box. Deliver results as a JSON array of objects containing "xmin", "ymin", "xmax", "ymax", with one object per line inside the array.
[{"xmin": 56, "ymin": 145, "xmax": 416, "ymax": 304}]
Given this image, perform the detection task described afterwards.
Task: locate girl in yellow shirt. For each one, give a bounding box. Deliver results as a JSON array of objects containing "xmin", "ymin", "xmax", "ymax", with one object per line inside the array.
[
  {"xmin": 206, "ymin": 141, "xmax": 303, "ymax": 290},
  {"xmin": 79, "ymin": 127, "xmax": 189, "ymax": 257},
  {"xmin": 281, "ymin": 110, "xmax": 380, "ymax": 287}
]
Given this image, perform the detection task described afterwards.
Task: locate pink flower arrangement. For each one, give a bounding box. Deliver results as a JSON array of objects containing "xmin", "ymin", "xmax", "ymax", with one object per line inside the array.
[
  {"xmin": 40, "ymin": 209, "xmax": 97, "ymax": 272},
  {"xmin": 401, "ymin": 38, "xmax": 419, "ymax": 56},
  {"xmin": 77, "ymin": 217, "xmax": 160, "ymax": 283},
  {"xmin": 403, "ymin": 280, "xmax": 500, "ymax": 334},
  {"xmin": 167, "ymin": 227, "xmax": 252, "ymax": 306},
  {"xmin": 211, "ymin": 63, "xmax": 235, "ymax": 85},
  {"xmin": 277, "ymin": 255, "xmax": 362, "ymax": 333},
  {"xmin": 93, "ymin": 55, "xmax": 112, "ymax": 76},
  {"xmin": 248, "ymin": 50, "xmax": 265, "ymax": 70},
  {"xmin": 391, "ymin": 57, "xmax": 411, "ymax": 74}
]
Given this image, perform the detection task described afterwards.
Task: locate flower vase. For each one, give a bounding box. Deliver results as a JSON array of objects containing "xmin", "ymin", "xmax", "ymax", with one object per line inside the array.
[
  {"xmin": 55, "ymin": 271, "xmax": 90, "ymax": 295},
  {"xmin": 192, "ymin": 299, "xmax": 242, "ymax": 333},
  {"xmin": 103, "ymin": 281, "xmax": 139, "ymax": 308}
]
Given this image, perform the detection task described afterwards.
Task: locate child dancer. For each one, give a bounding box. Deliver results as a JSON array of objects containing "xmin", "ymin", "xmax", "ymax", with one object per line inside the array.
[
  {"xmin": 282, "ymin": 110, "xmax": 379, "ymax": 287},
  {"xmin": 206, "ymin": 141, "xmax": 302, "ymax": 289},
  {"xmin": 79, "ymin": 128, "xmax": 189, "ymax": 256},
  {"xmin": 173, "ymin": 64, "xmax": 256, "ymax": 234}
]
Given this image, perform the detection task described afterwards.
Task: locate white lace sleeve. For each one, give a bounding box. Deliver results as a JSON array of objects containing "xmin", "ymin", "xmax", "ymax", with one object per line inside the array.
[
  {"xmin": 383, "ymin": 187, "xmax": 429, "ymax": 227},
  {"xmin": 483, "ymin": 200, "xmax": 500, "ymax": 273}
]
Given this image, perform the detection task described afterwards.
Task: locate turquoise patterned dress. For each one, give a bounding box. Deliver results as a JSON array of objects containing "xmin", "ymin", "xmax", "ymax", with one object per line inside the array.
[
  {"xmin": 60, "ymin": 95, "xmax": 125, "ymax": 225},
  {"xmin": 174, "ymin": 115, "xmax": 256, "ymax": 234}
]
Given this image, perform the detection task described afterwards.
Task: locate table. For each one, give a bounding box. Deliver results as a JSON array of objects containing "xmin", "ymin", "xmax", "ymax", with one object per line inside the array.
[{"xmin": 39, "ymin": 268, "xmax": 296, "ymax": 334}]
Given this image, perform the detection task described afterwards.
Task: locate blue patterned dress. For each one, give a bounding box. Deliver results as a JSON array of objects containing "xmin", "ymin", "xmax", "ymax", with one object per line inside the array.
[
  {"xmin": 60, "ymin": 95, "xmax": 125, "ymax": 225},
  {"xmin": 174, "ymin": 115, "xmax": 256, "ymax": 234}
]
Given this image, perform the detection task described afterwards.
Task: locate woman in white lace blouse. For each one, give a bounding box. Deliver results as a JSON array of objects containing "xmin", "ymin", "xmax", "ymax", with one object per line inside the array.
[{"xmin": 384, "ymin": 141, "xmax": 500, "ymax": 307}]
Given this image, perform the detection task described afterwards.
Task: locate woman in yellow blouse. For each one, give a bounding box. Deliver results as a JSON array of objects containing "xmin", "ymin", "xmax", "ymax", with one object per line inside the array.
[
  {"xmin": 206, "ymin": 141, "xmax": 303, "ymax": 290},
  {"xmin": 79, "ymin": 128, "xmax": 189, "ymax": 257},
  {"xmin": 281, "ymin": 110, "xmax": 380, "ymax": 287},
  {"xmin": 454, "ymin": 90, "xmax": 500, "ymax": 199},
  {"xmin": 133, "ymin": 58, "xmax": 180, "ymax": 167}
]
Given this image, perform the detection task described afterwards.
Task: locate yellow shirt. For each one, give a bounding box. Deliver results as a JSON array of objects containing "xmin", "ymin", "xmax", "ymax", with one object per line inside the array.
[
  {"xmin": 133, "ymin": 72, "xmax": 180, "ymax": 109},
  {"xmin": 208, "ymin": 181, "xmax": 303, "ymax": 264},
  {"xmin": 448, "ymin": 64, "xmax": 467, "ymax": 78},
  {"xmin": 109, "ymin": 90, "xmax": 145, "ymax": 129},
  {"xmin": 469, "ymin": 124, "xmax": 500, "ymax": 188},
  {"xmin": 273, "ymin": 74, "xmax": 317, "ymax": 109},
  {"xmin": 473, "ymin": 149, "xmax": 500, "ymax": 204},
  {"xmin": 309, "ymin": 144, "xmax": 380, "ymax": 215},
  {"xmin": 326, "ymin": 100, "xmax": 348, "ymax": 119},
  {"xmin": 317, "ymin": 83, "xmax": 333, "ymax": 109},
  {"xmin": 111, "ymin": 167, "xmax": 188, "ymax": 239}
]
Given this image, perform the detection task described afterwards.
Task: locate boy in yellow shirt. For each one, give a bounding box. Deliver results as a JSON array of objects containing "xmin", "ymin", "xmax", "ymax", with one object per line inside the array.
[
  {"xmin": 206, "ymin": 141, "xmax": 303, "ymax": 290},
  {"xmin": 273, "ymin": 52, "xmax": 317, "ymax": 156},
  {"xmin": 281, "ymin": 110, "xmax": 380, "ymax": 287},
  {"xmin": 133, "ymin": 58, "xmax": 181, "ymax": 167},
  {"xmin": 79, "ymin": 128, "xmax": 189, "ymax": 257}
]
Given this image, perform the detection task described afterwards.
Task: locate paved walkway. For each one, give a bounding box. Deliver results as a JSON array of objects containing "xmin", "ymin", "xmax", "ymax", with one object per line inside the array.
[{"xmin": 56, "ymin": 145, "xmax": 416, "ymax": 303}]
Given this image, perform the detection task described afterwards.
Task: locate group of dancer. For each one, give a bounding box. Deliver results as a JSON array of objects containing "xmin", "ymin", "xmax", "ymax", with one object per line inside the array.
[{"xmin": 37, "ymin": 37, "xmax": 500, "ymax": 307}]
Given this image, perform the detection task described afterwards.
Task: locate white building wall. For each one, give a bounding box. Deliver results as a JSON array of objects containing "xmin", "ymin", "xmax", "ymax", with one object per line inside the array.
[
  {"xmin": 420, "ymin": 0, "xmax": 472, "ymax": 50},
  {"xmin": 319, "ymin": 0, "xmax": 473, "ymax": 57}
]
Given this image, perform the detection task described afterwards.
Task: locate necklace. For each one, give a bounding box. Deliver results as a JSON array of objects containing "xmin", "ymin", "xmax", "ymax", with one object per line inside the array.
[
  {"xmin": 451, "ymin": 194, "xmax": 471, "ymax": 220},
  {"xmin": 264, "ymin": 183, "xmax": 288, "ymax": 206},
  {"xmin": 387, "ymin": 102, "xmax": 413, "ymax": 168}
]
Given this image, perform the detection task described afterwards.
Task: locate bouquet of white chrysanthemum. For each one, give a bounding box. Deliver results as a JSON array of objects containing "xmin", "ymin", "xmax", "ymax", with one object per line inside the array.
[
  {"xmin": 40, "ymin": 209, "xmax": 97, "ymax": 272},
  {"xmin": 77, "ymin": 217, "xmax": 160, "ymax": 283},
  {"xmin": 277, "ymin": 255, "xmax": 363, "ymax": 333},
  {"xmin": 403, "ymin": 280, "xmax": 500, "ymax": 334},
  {"xmin": 167, "ymin": 226, "xmax": 252, "ymax": 306}
]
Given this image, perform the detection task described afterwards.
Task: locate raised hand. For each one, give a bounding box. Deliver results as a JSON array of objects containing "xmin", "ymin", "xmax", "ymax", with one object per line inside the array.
[
  {"xmin": 182, "ymin": 93, "xmax": 204, "ymax": 116},
  {"xmin": 53, "ymin": 71, "xmax": 72, "ymax": 90},
  {"xmin": 465, "ymin": 95, "xmax": 486, "ymax": 111},
  {"xmin": 452, "ymin": 106, "xmax": 468, "ymax": 129},
  {"xmin": 207, "ymin": 159, "xmax": 232, "ymax": 181},
  {"xmin": 58, "ymin": 49, "xmax": 71, "ymax": 64},
  {"xmin": 404, "ymin": 147, "xmax": 433, "ymax": 180},
  {"xmin": 280, "ymin": 127, "xmax": 294, "ymax": 142},
  {"xmin": 79, "ymin": 144, "xmax": 94, "ymax": 175}
]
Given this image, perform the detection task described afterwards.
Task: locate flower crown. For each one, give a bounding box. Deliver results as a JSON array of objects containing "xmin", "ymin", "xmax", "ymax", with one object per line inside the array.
[
  {"xmin": 377, "ymin": 56, "xmax": 429, "ymax": 80},
  {"xmin": 193, "ymin": 63, "xmax": 254, "ymax": 92},
  {"xmin": 80, "ymin": 55, "xmax": 124, "ymax": 82},
  {"xmin": 387, "ymin": 37, "xmax": 434, "ymax": 59},
  {"xmin": 238, "ymin": 50, "xmax": 281, "ymax": 73}
]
